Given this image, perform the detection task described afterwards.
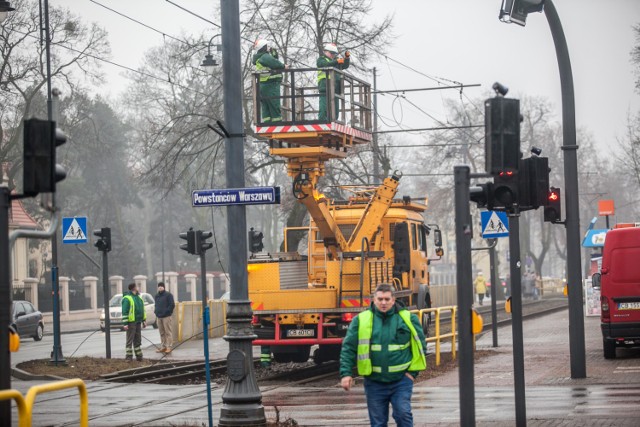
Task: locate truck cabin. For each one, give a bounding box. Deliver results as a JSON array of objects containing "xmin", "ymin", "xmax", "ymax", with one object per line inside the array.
[{"xmin": 252, "ymin": 67, "xmax": 373, "ymax": 147}]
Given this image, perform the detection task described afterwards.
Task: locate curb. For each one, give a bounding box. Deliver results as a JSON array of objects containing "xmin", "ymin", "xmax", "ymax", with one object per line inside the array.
[
  {"xmin": 44, "ymin": 328, "xmax": 102, "ymax": 337},
  {"xmin": 12, "ymin": 366, "xmax": 66, "ymax": 382}
]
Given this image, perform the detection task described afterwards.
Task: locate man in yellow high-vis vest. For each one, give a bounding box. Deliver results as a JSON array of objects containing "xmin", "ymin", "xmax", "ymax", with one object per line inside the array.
[
  {"xmin": 340, "ymin": 283, "xmax": 427, "ymax": 427},
  {"xmin": 122, "ymin": 283, "xmax": 146, "ymax": 361}
]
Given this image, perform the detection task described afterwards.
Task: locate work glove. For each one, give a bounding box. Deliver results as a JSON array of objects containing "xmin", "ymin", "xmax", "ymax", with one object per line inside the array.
[
  {"xmin": 344, "ymin": 51, "xmax": 350, "ymax": 58},
  {"xmin": 337, "ymin": 58, "xmax": 345, "ymax": 64}
]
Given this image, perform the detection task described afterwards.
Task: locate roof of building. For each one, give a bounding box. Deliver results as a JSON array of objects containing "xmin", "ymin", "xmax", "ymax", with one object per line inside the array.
[{"xmin": 10, "ymin": 199, "xmax": 40, "ymax": 230}]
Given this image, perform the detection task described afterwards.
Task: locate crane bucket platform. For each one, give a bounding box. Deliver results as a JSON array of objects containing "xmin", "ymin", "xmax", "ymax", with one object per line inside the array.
[{"xmin": 252, "ymin": 67, "xmax": 373, "ymax": 150}]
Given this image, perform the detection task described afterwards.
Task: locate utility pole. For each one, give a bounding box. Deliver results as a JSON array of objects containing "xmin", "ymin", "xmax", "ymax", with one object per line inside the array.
[
  {"xmin": 372, "ymin": 67, "xmax": 380, "ymax": 184},
  {"xmin": 454, "ymin": 166, "xmax": 475, "ymax": 427},
  {"xmin": 218, "ymin": 0, "xmax": 266, "ymax": 425}
]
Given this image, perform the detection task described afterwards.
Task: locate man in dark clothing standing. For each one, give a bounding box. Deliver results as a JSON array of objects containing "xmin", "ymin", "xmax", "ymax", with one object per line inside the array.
[
  {"xmin": 253, "ymin": 39, "xmax": 287, "ymax": 123},
  {"xmin": 317, "ymin": 42, "xmax": 350, "ymax": 121},
  {"xmin": 340, "ymin": 283, "xmax": 427, "ymax": 427},
  {"xmin": 122, "ymin": 283, "xmax": 146, "ymax": 361},
  {"xmin": 154, "ymin": 282, "xmax": 175, "ymax": 354}
]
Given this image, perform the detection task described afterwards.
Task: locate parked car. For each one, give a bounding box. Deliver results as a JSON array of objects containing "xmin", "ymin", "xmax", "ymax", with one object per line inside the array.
[
  {"xmin": 100, "ymin": 293, "xmax": 157, "ymax": 331},
  {"xmin": 11, "ymin": 300, "xmax": 44, "ymax": 341}
]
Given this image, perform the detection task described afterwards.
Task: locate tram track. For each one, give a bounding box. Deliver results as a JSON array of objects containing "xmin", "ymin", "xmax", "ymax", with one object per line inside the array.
[{"xmin": 54, "ymin": 298, "xmax": 567, "ymax": 426}]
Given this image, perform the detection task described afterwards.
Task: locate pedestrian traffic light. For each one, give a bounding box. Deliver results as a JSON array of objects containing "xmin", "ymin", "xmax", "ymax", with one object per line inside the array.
[
  {"xmin": 544, "ymin": 187, "xmax": 561, "ymax": 223},
  {"xmin": 518, "ymin": 156, "xmax": 549, "ymax": 211},
  {"xmin": 469, "ymin": 183, "xmax": 495, "ymax": 210},
  {"xmin": 499, "ymin": 0, "xmax": 545, "ymax": 27},
  {"xmin": 93, "ymin": 227, "xmax": 111, "ymax": 252},
  {"xmin": 248, "ymin": 228, "xmax": 264, "ymax": 253},
  {"xmin": 198, "ymin": 230, "xmax": 213, "ymax": 253},
  {"xmin": 179, "ymin": 228, "xmax": 197, "ymax": 255},
  {"xmin": 23, "ymin": 118, "xmax": 67, "ymax": 196},
  {"xmin": 485, "ymin": 96, "xmax": 521, "ymax": 176},
  {"xmin": 492, "ymin": 170, "xmax": 519, "ymax": 210}
]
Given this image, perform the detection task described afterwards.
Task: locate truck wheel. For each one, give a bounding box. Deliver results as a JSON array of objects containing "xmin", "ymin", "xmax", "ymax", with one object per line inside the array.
[
  {"xmin": 603, "ymin": 339, "xmax": 616, "ymax": 359},
  {"xmin": 273, "ymin": 352, "xmax": 293, "ymax": 363},
  {"xmin": 291, "ymin": 346, "xmax": 311, "ymax": 363}
]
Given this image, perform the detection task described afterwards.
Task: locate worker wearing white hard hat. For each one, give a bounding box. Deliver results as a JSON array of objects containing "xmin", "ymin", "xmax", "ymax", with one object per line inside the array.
[
  {"xmin": 253, "ymin": 39, "xmax": 287, "ymax": 123},
  {"xmin": 317, "ymin": 42, "xmax": 350, "ymax": 121}
]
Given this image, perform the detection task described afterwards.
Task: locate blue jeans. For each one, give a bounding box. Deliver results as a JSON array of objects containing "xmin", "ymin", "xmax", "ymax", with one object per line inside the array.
[{"xmin": 364, "ymin": 375, "xmax": 414, "ymax": 427}]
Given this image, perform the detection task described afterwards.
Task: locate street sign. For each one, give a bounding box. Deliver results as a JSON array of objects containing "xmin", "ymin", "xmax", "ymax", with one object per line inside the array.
[
  {"xmin": 62, "ymin": 217, "xmax": 88, "ymax": 244},
  {"xmin": 481, "ymin": 210, "xmax": 509, "ymax": 238},
  {"xmin": 582, "ymin": 229, "xmax": 608, "ymax": 248},
  {"xmin": 192, "ymin": 186, "xmax": 281, "ymax": 207}
]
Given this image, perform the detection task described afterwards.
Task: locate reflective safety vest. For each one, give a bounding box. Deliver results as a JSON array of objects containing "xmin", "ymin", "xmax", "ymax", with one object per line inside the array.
[
  {"xmin": 123, "ymin": 294, "xmax": 146, "ymax": 323},
  {"xmin": 356, "ymin": 309, "xmax": 426, "ymax": 376},
  {"xmin": 255, "ymin": 60, "xmax": 282, "ymax": 83}
]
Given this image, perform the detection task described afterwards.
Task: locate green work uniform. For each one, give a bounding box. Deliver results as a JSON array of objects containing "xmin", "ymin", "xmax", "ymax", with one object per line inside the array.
[
  {"xmin": 253, "ymin": 48, "xmax": 285, "ymax": 123},
  {"xmin": 317, "ymin": 54, "xmax": 350, "ymax": 121},
  {"xmin": 339, "ymin": 302, "xmax": 426, "ymax": 383}
]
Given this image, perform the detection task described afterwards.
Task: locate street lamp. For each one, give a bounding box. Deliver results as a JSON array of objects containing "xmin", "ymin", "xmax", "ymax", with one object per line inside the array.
[
  {"xmin": 498, "ymin": 0, "xmax": 586, "ymax": 381},
  {"xmin": 201, "ymin": 35, "xmax": 222, "ymax": 75},
  {"xmin": 0, "ymin": 1, "xmax": 15, "ymax": 23}
]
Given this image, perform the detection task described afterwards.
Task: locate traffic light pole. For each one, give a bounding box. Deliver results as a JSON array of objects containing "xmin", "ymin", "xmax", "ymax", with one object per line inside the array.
[
  {"xmin": 544, "ymin": 0, "xmax": 586, "ymax": 379},
  {"xmin": 200, "ymin": 250, "xmax": 214, "ymax": 427},
  {"xmin": 101, "ymin": 250, "xmax": 111, "ymax": 358},
  {"xmin": 454, "ymin": 166, "xmax": 475, "ymax": 427},
  {"xmin": 0, "ymin": 188, "xmax": 11, "ymax": 423},
  {"xmin": 508, "ymin": 213, "xmax": 526, "ymax": 427},
  {"xmin": 218, "ymin": 0, "xmax": 266, "ymax": 425}
]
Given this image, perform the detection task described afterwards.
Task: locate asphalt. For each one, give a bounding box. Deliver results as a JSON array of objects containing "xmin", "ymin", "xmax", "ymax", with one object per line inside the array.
[{"xmin": 9, "ymin": 305, "xmax": 640, "ymax": 426}]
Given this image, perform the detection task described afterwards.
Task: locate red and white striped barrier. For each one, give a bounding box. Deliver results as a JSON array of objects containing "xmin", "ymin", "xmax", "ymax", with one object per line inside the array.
[{"xmin": 255, "ymin": 122, "xmax": 372, "ymax": 142}]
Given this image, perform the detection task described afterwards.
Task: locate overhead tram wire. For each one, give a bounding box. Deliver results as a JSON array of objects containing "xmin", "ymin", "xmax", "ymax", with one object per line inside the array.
[
  {"xmin": 89, "ymin": 0, "xmax": 192, "ymax": 47},
  {"xmin": 11, "ymin": 29, "xmax": 214, "ymax": 100}
]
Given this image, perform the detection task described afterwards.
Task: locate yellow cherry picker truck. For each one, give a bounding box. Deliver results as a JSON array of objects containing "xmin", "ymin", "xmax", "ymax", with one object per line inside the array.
[{"xmin": 249, "ymin": 63, "xmax": 444, "ymax": 364}]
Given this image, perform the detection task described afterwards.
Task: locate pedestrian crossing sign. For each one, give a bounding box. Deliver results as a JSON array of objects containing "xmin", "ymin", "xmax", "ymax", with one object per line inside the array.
[
  {"xmin": 481, "ymin": 211, "xmax": 509, "ymax": 238},
  {"xmin": 62, "ymin": 217, "xmax": 88, "ymax": 244}
]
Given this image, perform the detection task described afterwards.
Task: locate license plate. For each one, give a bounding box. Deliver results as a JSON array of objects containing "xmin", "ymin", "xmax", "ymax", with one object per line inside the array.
[
  {"xmin": 618, "ymin": 302, "xmax": 640, "ymax": 310},
  {"xmin": 286, "ymin": 329, "xmax": 314, "ymax": 337}
]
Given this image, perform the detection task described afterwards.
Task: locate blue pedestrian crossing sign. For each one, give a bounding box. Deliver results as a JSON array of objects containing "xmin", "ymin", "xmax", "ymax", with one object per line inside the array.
[
  {"xmin": 62, "ymin": 217, "xmax": 88, "ymax": 244},
  {"xmin": 481, "ymin": 211, "xmax": 509, "ymax": 238}
]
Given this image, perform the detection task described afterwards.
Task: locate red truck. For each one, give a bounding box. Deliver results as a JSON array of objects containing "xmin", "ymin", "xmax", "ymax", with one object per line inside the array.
[{"xmin": 593, "ymin": 226, "xmax": 640, "ymax": 359}]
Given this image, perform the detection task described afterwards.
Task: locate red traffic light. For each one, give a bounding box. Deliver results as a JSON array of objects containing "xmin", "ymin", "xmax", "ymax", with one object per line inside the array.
[
  {"xmin": 498, "ymin": 170, "xmax": 515, "ymax": 177},
  {"xmin": 549, "ymin": 190, "xmax": 559, "ymax": 201}
]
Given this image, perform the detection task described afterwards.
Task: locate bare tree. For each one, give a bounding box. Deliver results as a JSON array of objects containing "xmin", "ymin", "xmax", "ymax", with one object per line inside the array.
[{"xmin": 0, "ymin": 0, "xmax": 109, "ymax": 184}]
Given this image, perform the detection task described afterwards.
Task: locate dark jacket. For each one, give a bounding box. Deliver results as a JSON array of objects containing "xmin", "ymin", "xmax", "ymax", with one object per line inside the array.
[
  {"xmin": 154, "ymin": 290, "xmax": 175, "ymax": 319},
  {"xmin": 339, "ymin": 301, "xmax": 426, "ymax": 383}
]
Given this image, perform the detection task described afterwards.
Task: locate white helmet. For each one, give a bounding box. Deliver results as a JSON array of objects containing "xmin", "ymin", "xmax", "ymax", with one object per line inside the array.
[
  {"xmin": 254, "ymin": 39, "xmax": 268, "ymax": 51},
  {"xmin": 323, "ymin": 43, "xmax": 338, "ymax": 54}
]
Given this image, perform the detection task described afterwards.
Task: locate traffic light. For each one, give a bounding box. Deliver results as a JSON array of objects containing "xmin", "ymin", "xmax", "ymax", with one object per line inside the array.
[
  {"xmin": 248, "ymin": 228, "xmax": 264, "ymax": 253},
  {"xmin": 93, "ymin": 227, "xmax": 111, "ymax": 252},
  {"xmin": 544, "ymin": 187, "xmax": 561, "ymax": 223},
  {"xmin": 492, "ymin": 170, "xmax": 519, "ymax": 210},
  {"xmin": 485, "ymin": 96, "xmax": 521, "ymax": 176},
  {"xmin": 23, "ymin": 118, "xmax": 67, "ymax": 196},
  {"xmin": 499, "ymin": 0, "xmax": 545, "ymax": 26},
  {"xmin": 469, "ymin": 182, "xmax": 495, "ymax": 210},
  {"xmin": 198, "ymin": 230, "xmax": 213, "ymax": 253},
  {"xmin": 518, "ymin": 156, "xmax": 549, "ymax": 211},
  {"xmin": 179, "ymin": 228, "xmax": 197, "ymax": 255}
]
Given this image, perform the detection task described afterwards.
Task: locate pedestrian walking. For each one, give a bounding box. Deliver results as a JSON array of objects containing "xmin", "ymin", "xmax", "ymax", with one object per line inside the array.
[
  {"xmin": 340, "ymin": 283, "xmax": 427, "ymax": 427},
  {"xmin": 474, "ymin": 271, "xmax": 487, "ymax": 306},
  {"xmin": 253, "ymin": 39, "xmax": 286, "ymax": 123},
  {"xmin": 122, "ymin": 283, "xmax": 146, "ymax": 361},
  {"xmin": 317, "ymin": 42, "xmax": 350, "ymax": 121},
  {"xmin": 154, "ymin": 282, "xmax": 175, "ymax": 354}
]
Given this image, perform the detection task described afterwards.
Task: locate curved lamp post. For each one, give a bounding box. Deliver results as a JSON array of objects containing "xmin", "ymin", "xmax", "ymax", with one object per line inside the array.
[
  {"xmin": 201, "ymin": 34, "xmax": 222, "ymax": 74},
  {"xmin": 498, "ymin": 0, "xmax": 585, "ymax": 426},
  {"xmin": 0, "ymin": 1, "xmax": 15, "ymax": 23}
]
